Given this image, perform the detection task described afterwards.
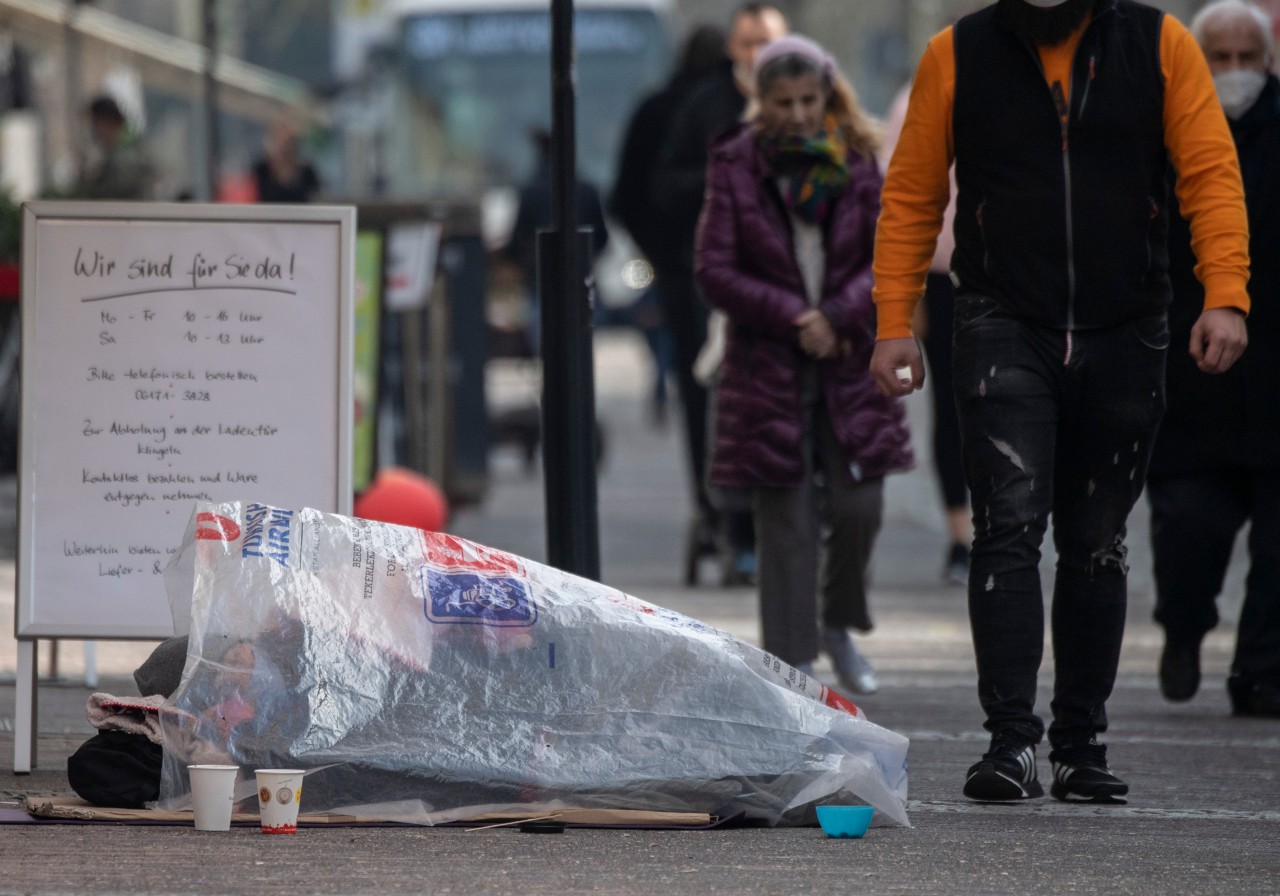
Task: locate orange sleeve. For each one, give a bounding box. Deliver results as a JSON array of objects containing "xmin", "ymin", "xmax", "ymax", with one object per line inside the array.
[
  {"xmin": 872, "ymin": 28, "xmax": 956, "ymax": 340},
  {"xmin": 1161, "ymin": 15, "xmax": 1251, "ymax": 315}
]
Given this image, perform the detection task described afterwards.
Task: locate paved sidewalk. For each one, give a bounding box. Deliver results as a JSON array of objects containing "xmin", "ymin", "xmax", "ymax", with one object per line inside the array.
[{"xmin": 2, "ymin": 332, "xmax": 1277, "ymax": 895}]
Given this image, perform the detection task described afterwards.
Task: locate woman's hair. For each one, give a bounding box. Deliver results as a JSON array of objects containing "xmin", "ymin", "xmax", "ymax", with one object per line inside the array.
[{"xmin": 751, "ymin": 52, "xmax": 883, "ymax": 159}]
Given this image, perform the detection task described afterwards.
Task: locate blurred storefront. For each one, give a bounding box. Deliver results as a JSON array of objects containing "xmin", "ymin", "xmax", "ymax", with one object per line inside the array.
[{"xmin": 0, "ymin": 0, "xmax": 321, "ymax": 202}]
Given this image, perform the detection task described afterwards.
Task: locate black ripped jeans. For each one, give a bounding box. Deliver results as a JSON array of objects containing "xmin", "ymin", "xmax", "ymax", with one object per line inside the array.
[{"xmin": 952, "ymin": 295, "xmax": 1168, "ymax": 750}]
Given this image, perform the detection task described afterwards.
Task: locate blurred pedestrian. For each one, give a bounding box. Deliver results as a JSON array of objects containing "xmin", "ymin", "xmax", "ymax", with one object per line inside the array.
[
  {"xmin": 612, "ymin": 24, "xmax": 727, "ymax": 427},
  {"xmin": 71, "ymin": 95, "xmax": 155, "ymax": 200},
  {"xmin": 505, "ymin": 128, "xmax": 609, "ymax": 355},
  {"xmin": 879, "ymin": 83, "xmax": 971, "ymax": 587},
  {"xmin": 652, "ymin": 3, "xmax": 788, "ymax": 586},
  {"xmin": 1147, "ymin": 0, "xmax": 1280, "ymax": 719},
  {"xmin": 491, "ymin": 129, "xmax": 610, "ymax": 470},
  {"xmin": 872, "ymin": 0, "xmax": 1249, "ymax": 803},
  {"xmin": 695, "ymin": 35, "xmax": 912, "ymax": 694},
  {"xmin": 252, "ymin": 118, "xmax": 321, "ymax": 203}
]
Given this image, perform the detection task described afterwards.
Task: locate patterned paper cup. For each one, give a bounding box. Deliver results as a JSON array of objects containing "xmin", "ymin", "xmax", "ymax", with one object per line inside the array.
[
  {"xmin": 189, "ymin": 764, "xmax": 240, "ymax": 832},
  {"xmin": 255, "ymin": 769, "xmax": 305, "ymax": 834}
]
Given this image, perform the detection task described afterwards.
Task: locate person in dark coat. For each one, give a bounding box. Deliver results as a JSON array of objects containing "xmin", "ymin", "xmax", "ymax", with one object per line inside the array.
[
  {"xmin": 612, "ymin": 25, "xmax": 726, "ymax": 291},
  {"xmin": 651, "ymin": 4, "xmax": 787, "ymax": 584},
  {"xmin": 72, "ymin": 95, "xmax": 156, "ymax": 200},
  {"xmin": 493, "ymin": 128, "xmax": 611, "ymax": 465},
  {"xmin": 505, "ymin": 128, "xmax": 609, "ymax": 355},
  {"xmin": 1147, "ymin": 0, "xmax": 1280, "ymax": 719},
  {"xmin": 252, "ymin": 118, "xmax": 321, "ymax": 203},
  {"xmin": 655, "ymin": 5, "xmax": 786, "ymax": 251},
  {"xmin": 611, "ymin": 25, "xmax": 726, "ymax": 427},
  {"xmin": 694, "ymin": 35, "xmax": 912, "ymax": 694}
]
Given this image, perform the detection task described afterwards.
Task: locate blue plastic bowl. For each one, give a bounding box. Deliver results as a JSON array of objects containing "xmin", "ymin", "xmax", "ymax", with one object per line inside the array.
[{"xmin": 816, "ymin": 805, "xmax": 875, "ymax": 839}]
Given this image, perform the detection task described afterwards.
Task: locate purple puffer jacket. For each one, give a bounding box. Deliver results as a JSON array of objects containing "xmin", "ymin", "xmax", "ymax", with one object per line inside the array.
[{"xmin": 694, "ymin": 125, "xmax": 912, "ymax": 488}]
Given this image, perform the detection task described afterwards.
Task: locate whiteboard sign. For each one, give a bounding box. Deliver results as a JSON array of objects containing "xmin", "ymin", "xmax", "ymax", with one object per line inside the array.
[{"xmin": 16, "ymin": 202, "xmax": 355, "ymax": 639}]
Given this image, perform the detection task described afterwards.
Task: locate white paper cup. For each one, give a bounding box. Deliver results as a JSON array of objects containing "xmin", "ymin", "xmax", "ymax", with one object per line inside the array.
[
  {"xmin": 255, "ymin": 769, "xmax": 305, "ymax": 834},
  {"xmin": 188, "ymin": 764, "xmax": 240, "ymax": 832}
]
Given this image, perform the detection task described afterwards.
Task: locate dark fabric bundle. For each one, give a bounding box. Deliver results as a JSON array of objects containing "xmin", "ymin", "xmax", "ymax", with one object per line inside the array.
[{"xmin": 67, "ymin": 730, "xmax": 163, "ymax": 809}]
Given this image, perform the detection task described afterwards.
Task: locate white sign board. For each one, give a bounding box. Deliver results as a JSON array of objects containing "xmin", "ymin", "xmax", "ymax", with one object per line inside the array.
[{"xmin": 15, "ymin": 201, "xmax": 355, "ymax": 639}]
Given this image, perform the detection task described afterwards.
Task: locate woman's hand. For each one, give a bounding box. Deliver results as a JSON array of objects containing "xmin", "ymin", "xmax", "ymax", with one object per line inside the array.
[{"xmin": 793, "ymin": 309, "xmax": 840, "ymax": 360}]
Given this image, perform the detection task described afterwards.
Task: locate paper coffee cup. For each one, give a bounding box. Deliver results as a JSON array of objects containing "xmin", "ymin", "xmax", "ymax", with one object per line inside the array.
[
  {"xmin": 255, "ymin": 769, "xmax": 305, "ymax": 834},
  {"xmin": 189, "ymin": 764, "xmax": 239, "ymax": 832}
]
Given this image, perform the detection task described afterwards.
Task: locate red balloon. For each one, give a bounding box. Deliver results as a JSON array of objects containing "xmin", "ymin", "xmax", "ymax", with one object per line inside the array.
[{"xmin": 354, "ymin": 467, "xmax": 449, "ymax": 532}]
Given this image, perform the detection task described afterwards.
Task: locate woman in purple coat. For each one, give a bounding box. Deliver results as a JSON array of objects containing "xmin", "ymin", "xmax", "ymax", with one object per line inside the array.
[{"xmin": 695, "ymin": 35, "xmax": 912, "ymax": 694}]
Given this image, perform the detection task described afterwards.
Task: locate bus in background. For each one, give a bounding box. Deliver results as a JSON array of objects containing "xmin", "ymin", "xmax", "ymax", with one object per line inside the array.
[
  {"xmin": 335, "ymin": 1, "xmax": 673, "ymax": 267},
  {"xmin": 330, "ymin": 0, "xmax": 675, "ymax": 483}
]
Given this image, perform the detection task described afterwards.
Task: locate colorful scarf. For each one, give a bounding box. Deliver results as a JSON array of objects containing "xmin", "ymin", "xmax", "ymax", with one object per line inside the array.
[{"xmin": 757, "ymin": 115, "xmax": 850, "ymax": 224}]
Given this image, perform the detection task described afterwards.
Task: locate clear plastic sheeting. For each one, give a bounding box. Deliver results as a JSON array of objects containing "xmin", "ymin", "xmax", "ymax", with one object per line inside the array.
[{"xmin": 157, "ymin": 501, "xmax": 910, "ymax": 827}]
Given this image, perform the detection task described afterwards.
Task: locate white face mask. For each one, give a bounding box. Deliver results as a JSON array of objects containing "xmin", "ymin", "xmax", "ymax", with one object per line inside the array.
[
  {"xmin": 1214, "ymin": 69, "xmax": 1268, "ymax": 120},
  {"xmin": 1022, "ymin": 0, "xmax": 1069, "ymax": 6}
]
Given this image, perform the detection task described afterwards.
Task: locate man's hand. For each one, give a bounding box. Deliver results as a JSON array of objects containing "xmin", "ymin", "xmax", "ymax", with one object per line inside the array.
[
  {"xmin": 1189, "ymin": 307, "xmax": 1247, "ymax": 374},
  {"xmin": 870, "ymin": 337, "xmax": 925, "ymax": 397}
]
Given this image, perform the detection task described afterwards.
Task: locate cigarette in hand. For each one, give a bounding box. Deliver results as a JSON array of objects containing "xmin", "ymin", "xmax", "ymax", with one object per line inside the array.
[{"xmin": 894, "ymin": 366, "xmax": 913, "ymax": 386}]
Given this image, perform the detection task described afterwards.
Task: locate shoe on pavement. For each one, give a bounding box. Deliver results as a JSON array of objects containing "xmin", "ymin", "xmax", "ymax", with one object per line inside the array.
[
  {"xmin": 1228, "ymin": 675, "xmax": 1280, "ymax": 718},
  {"xmin": 721, "ymin": 550, "xmax": 757, "ymax": 587},
  {"xmin": 1049, "ymin": 740, "xmax": 1128, "ymax": 803},
  {"xmin": 1159, "ymin": 635, "xmax": 1201, "ymax": 702},
  {"xmin": 822, "ymin": 628, "xmax": 878, "ymax": 694},
  {"xmin": 963, "ymin": 733, "xmax": 1043, "ymax": 801}
]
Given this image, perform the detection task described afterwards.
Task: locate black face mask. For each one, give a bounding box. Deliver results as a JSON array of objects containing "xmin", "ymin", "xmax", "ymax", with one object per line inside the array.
[{"xmin": 996, "ymin": 0, "xmax": 1096, "ymax": 47}]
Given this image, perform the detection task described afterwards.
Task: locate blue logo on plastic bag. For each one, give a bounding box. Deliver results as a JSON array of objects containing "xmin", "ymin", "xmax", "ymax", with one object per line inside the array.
[{"xmin": 423, "ymin": 569, "xmax": 536, "ymax": 627}]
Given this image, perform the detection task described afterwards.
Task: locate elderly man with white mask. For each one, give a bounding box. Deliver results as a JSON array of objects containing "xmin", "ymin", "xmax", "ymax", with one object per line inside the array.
[
  {"xmin": 872, "ymin": 0, "xmax": 1251, "ymax": 803},
  {"xmin": 1147, "ymin": 0, "xmax": 1280, "ymax": 721},
  {"xmin": 1197, "ymin": 0, "xmax": 1276, "ymax": 117}
]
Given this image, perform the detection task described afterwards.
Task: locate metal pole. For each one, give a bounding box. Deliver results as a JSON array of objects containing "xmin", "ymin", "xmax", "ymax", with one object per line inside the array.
[
  {"xmin": 64, "ymin": 1, "xmax": 84, "ymax": 189},
  {"xmin": 548, "ymin": 0, "xmax": 576, "ymax": 241},
  {"xmin": 539, "ymin": 0, "xmax": 600, "ymax": 579},
  {"xmin": 201, "ymin": 0, "xmax": 221, "ymax": 201}
]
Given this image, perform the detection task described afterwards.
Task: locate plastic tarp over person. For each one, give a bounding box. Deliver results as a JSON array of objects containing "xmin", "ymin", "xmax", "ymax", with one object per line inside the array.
[{"xmin": 157, "ymin": 501, "xmax": 910, "ymax": 827}]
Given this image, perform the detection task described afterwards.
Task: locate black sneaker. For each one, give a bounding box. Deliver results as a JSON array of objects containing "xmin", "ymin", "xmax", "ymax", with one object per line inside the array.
[
  {"xmin": 1159, "ymin": 635, "xmax": 1201, "ymax": 702},
  {"xmin": 963, "ymin": 733, "xmax": 1043, "ymax": 801},
  {"xmin": 1228, "ymin": 675, "xmax": 1280, "ymax": 718},
  {"xmin": 1049, "ymin": 740, "xmax": 1128, "ymax": 803}
]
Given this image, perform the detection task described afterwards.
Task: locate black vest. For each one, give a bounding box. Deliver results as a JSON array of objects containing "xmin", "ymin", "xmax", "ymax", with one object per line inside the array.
[{"xmin": 951, "ymin": 0, "xmax": 1170, "ymax": 328}]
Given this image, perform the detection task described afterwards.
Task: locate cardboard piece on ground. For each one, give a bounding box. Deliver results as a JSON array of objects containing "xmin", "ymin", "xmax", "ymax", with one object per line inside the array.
[{"xmin": 21, "ymin": 796, "xmax": 717, "ymax": 829}]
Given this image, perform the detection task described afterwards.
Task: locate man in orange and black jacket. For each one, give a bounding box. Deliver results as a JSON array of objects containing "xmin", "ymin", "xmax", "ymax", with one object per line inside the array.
[{"xmin": 870, "ymin": 0, "xmax": 1250, "ymax": 804}]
